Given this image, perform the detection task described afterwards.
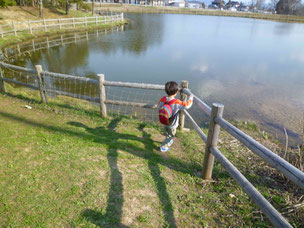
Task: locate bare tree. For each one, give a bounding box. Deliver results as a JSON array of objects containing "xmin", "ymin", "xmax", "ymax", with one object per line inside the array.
[
  {"xmin": 256, "ymin": 0, "xmax": 265, "ymax": 9},
  {"xmin": 270, "ymin": 0, "xmax": 279, "ymax": 10},
  {"xmin": 39, "ymin": 0, "xmax": 43, "ymax": 17},
  {"xmin": 92, "ymin": 0, "xmax": 95, "ymax": 15},
  {"xmin": 276, "ymin": 0, "xmax": 301, "ymax": 14},
  {"xmin": 66, "ymin": 0, "xmax": 69, "ymax": 15}
]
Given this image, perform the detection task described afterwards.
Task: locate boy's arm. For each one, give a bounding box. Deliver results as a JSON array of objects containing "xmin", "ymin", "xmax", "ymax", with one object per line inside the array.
[{"xmin": 177, "ymin": 95, "xmax": 193, "ymax": 110}]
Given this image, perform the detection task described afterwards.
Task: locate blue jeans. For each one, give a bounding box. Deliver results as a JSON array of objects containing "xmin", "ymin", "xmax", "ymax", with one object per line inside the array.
[{"xmin": 161, "ymin": 116, "xmax": 179, "ymax": 147}]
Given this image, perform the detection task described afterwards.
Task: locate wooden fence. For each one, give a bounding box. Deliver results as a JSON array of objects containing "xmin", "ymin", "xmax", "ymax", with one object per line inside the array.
[
  {"xmin": 0, "ymin": 61, "xmax": 304, "ymax": 227},
  {"xmin": 0, "ymin": 13, "xmax": 124, "ymax": 38}
]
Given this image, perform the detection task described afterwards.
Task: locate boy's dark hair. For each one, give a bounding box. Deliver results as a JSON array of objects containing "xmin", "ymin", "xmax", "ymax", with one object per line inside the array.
[{"xmin": 165, "ymin": 81, "xmax": 179, "ymax": 96}]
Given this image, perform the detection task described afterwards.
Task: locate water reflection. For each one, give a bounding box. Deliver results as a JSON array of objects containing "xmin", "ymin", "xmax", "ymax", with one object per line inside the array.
[{"xmin": 273, "ymin": 22, "xmax": 295, "ymax": 36}]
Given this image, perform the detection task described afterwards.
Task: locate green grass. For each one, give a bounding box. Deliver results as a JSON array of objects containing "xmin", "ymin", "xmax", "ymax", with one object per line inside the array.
[{"xmin": 0, "ymin": 86, "xmax": 303, "ymax": 227}]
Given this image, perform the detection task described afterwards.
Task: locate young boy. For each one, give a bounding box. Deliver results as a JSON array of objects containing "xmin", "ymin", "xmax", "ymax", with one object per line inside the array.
[{"xmin": 158, "ymin": 81, "xmax": 193, "ymax": 152}]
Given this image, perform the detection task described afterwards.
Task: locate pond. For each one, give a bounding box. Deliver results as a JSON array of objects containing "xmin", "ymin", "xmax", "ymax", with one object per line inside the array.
[{"xmin": 5, "ymin": 13, "xmax": 304, "ymax": 146}]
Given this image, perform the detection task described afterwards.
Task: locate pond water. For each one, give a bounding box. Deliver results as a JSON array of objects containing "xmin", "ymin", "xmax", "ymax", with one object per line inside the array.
[{"xmin": 7, "ymin": 13, "xmax": 304, "ymax": 146}]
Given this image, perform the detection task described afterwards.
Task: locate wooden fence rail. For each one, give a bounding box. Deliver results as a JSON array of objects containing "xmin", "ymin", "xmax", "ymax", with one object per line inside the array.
[
  {"xmin": 182, "ymin": 87, "xmax": 304, "ymax": 190},
  {"xmin": 0, "ymin": 61, "xmax": 303, "ymax": 227},
  {"xmin": 210, "ymin": 146, "xmax": 292, "ymax": 228},
  {"xmin": 0, "ymin": 13, "xmax": 124, "ymax": 38}
]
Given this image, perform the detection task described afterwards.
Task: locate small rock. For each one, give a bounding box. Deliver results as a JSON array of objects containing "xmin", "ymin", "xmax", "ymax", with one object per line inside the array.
[{"xmin": 229, "ymin": 193, "xmax": 235, "ymax": 198}]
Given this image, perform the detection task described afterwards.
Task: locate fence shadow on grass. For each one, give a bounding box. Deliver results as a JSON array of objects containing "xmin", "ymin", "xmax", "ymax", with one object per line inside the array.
[
  {"xmin": 72, "ymin": 118, "xmax": 177, "ymax": 227},
  {"xmin": 71, "ymin": 118, "xmax": 126, "ymax": 227},
  {"xmin": 138, "ymin": 123, "xmax": 177, "ymax": 227}
]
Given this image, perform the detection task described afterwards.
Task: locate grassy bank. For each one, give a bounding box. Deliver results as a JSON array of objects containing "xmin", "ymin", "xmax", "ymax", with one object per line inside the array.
[
  {"xmin": 0, "ymin": 6, "xmax": 93, "ymax": 25},
  {"xmin": 0, "ymin": 85, "xmax": 303, "ymax": 227},
  {"xmin": 0, "ymin": 6, "xmax": 127, "ymax": 48},
  {"xmin": 97, "ymin": 3, "xmax": 304, "ymax": 23}
]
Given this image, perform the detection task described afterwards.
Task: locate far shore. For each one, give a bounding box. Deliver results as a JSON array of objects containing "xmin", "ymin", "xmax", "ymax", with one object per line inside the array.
[{"xmin": 94, "ymin": 3, "xmax": 304, "ymax": 23}]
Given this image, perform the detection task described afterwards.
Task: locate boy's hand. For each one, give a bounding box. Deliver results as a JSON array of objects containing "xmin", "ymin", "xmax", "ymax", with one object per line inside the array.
[{"xmin": 189, "ymin": 94, "xmax": 194, "ymax": 100}]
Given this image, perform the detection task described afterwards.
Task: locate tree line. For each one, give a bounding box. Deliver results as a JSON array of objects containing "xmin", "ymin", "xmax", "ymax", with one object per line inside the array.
[
  {"xmin": 239, "ymin": 0, "xmax": 304, "ymax": 15},
  {"xmin": 275, "ymin": 0, "xmax": 304, "ymax": 15},
  {"xmin": 0, "ymin": 0, "xmax": 92, "ymax": 16},
  {"xmin": 0, "ymin": 0, "xmax": 304, "ymax": 16}
]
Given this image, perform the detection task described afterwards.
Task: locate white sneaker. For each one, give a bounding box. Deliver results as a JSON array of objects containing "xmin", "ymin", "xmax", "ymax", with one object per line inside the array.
[
  {"xmin": 168, "ymin": 139, "xmax": 174, "ymax": 147},
  {"xmin": 160, "ymin": 146, "xmax": 170, "ymax": 152}
]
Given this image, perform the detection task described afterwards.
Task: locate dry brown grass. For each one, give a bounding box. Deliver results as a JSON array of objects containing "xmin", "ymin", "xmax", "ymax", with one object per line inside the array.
[{"xmin": 0, "ymin": 6, "xmax": 91, "ymax": 25}]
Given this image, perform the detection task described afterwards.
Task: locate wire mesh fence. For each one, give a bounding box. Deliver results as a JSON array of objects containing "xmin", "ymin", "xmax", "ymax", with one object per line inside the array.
[{"xmin": 0, "ymin": 61, "xmax": 168, "ymax": 123}]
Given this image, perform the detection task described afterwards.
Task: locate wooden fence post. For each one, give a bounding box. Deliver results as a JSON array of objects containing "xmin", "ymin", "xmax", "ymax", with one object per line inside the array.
[
  {"xmin": 28, "ymin": 20, "xmax": 32, "ymax": 34},
  {"xmin": 202, "ymin": 103, "xmax": 224, "ymax": 180},
  {"xmin": 12, "ymin": 21, "xmax": 17, "ymax": 36},
  {"xmin": 0, "ymin": 25, "xmax": 3, "ymax": 38},
  {"xmin": 85, "ymin": 16, "xmax": 87, "ymax": 27},
  {"xmin": 96, "ymin": 15, "xmax": 98, "ymax": 25},
  {"xmin": 97, "ymin": 74, "xmax": 107, "ymax": 118},
  {"xmin": 32, "ymin": 39, "xmax": 35, "ymax": 51},
  {"xmin": 179, "ymin": 80, "xmax": 188, "ymax": 130},
  {"xmin": 0, "ymin": 66, "xmax": 7, "ymax": 93},
  {"xmin": 58, "ymin": 18, "xmax": 62, "ymax": 30},
  {"xmin": 46, "ymin": 37, "xmax": 50, "ymax": 49},
  {"xmin": 73, "ymin": 17, "xmax": 75, "ymax": 28},
  {"xmin": 17, "ymin": 44, "xmax": 21, "ymax": 55},
  {"xmin": 44, "ymin": 19, "xmax": 47, "ymax": 32},
  {"xmin": 35, "ymin": 65, "xmax": 47, "ymax": 104}
]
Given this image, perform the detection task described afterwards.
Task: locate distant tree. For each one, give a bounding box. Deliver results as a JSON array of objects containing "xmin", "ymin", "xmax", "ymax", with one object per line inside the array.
[
  {"xmin": 66, "ymin": 0, "xmax": 69, "ymax": 14},
  {"xmin": 250, "ymin": 0, "xmax": 265, "ymax": 10},
  {"xmin": 39, "ymin": 0, "xmax": 43, "ymax": 17},
  {"xmin": 92, "ymin": 0, "xmax": 94, "ymax": 15},
  {"xmin": 256, "ymin": 0, "xmax": 265, "ymax": 9},
  {"xmin": 276, "ymin": 0, "xmax": 301, "ymax": 14},
  {"xmin": 250, "ymin": 0, "xmax": 256, "ymax": 7},
  {"xmin": 298, "ymin": 4, "xmax": 304, "ymax": 15},
  {"xmin": 0, "ymin": 0, "xmax": 16, "ymax": 7},
  {"xmin": 270, "ymin": 0, "xmax": 279, "ymax": 10},
  {"xmin": 226, "ymin": 0, "xmax": 232, "ymax": 7}
]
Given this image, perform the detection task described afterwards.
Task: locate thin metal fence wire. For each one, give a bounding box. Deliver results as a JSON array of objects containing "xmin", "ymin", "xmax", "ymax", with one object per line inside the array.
[{"xmin": 105, "ymin": 85, "xmax": 164, "ymax": 122}]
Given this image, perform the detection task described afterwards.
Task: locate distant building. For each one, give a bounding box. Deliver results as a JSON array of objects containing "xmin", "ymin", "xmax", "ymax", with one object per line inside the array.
[
  {"xmin": 178, "ymin": 1, "xmax": 186, "ymax": 7},
  {"xmin": 239, "ymin": 5, "xmax": 249, "ymax": 12},
  {"xmin": 211, "ymin": 0, "xmax": 224, "ymax": 9},
  {"xmin": 228, "ymin": 6, "xmax": 237, "ymax": 11},
  {"xmin": 187, "ymin": 1, "xmax": 203, "ymax": 8},
  {"xmin": 149, "ymin": 0, "xmax": 166, "ymax": 6}
]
